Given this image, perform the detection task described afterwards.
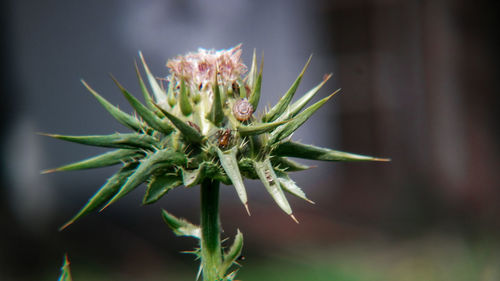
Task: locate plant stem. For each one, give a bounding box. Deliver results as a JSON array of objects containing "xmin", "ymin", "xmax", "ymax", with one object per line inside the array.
[{"xmin": 200, "ymin": 179, "xmax": 222, "ymax": 281}]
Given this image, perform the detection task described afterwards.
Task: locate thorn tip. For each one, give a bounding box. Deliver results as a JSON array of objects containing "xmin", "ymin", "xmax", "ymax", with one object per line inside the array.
[
  {"xmin": 40, "ymin": 169, "xmax": 56, "ymax": 174},
  {"xmin": 244, "ymin": 203, "xmax": 251, "ymax": 216},
  {"xmin": 58, "ymin": 221, "xmax": 72, "ymax": 231}
]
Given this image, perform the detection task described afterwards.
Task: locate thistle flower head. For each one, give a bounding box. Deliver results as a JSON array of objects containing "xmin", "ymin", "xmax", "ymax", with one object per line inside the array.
[{"xmin": 44, "ymin": 45, "xmax": 388, "ymax": 230}]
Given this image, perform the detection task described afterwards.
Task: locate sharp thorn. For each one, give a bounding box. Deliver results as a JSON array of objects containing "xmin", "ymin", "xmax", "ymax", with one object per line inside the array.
[
  {"xmin": 373, "ymin": 157, "xmax": 391, "ymax": 162},
  {"xmin": 322, "ymin": 73, "xmax": 333, "ymax": 82},
  {"xmin": 40, "ymin": 169, "xmax": 56, "ymax": 174},
  {"xmin": 196, "ymin": 264, "xmax": 203, "ymax": 281},
  {"xmin": 180, "ymin": 250, "xmax": 197, "ymax": 254},
  {"xmin": 290, "ymin": 214, "xmax": 299, "ymax": 224},
  {"xmin": 244, "ymin": 203, "xmax": 251, "ymax": 216},
  {"xmin": 306, "ymin": 199, "xmax": 316, "ymax": 204},
  {"xmin": 37, "ymin": 132, "xmax": 55, "ymax": 137},
  {"xmin": 58, "ymin": 222, "xmax": 72, "ymax": 232}
]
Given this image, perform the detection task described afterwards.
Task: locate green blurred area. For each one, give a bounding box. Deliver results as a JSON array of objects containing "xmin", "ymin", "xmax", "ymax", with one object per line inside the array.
[
  {"xmin": 42, "ymin": 235, "xmax": 500, "ymax": 281},
  {"xmin": 241, "ymin": 238, "xmax": 500, "ymax": 281}
]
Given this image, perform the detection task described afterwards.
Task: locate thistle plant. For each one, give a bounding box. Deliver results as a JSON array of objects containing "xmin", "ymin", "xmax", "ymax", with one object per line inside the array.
[{"xmin": 47, "ymin": 45, "xmax": 388, "ymax": 281}]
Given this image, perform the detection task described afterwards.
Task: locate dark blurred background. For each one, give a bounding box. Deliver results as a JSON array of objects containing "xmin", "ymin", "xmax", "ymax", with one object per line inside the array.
[{"xmin": 1, "ymin": 0, "xmax": 499, "ymax": 280}]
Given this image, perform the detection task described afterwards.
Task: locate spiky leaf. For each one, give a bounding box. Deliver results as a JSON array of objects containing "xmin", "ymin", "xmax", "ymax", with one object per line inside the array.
[
  {"xmin": 102, "ymin": 150, "xmax": 187, "ymax": 209},
  {"xmin": 161, "ymin": 209, "xmax": 201, "ymax": 239},
  {"xmin": 139, "ymin": 51, "xmax": 168, "ymax": 104},
  {"xmin": 237, "ymin": 119, "xmax": 289, "ymax": 136},
  {"xmin": 278, "ymin": 75, "xmax": 335, "ymax": 122},
  {"xmin": 42, "ymin": 133, "xmax": 158, "ymax": 150},
  {"xmin": 59, "ymin": 163, "xmax": 138, "ymax": 230},
  {"xmin": 264, "ymin": 55, "xmax": 312, "ymax": 122},
  {"xmin": 154, "ymin": 103, "xmax": 203, "ymax": 143},
  {"xmin": 274, "ymin": 141, "xmax": 390, "ymax": 162},
  {"xmin": 269, "ymin": 92, "xmax": 337, "ymax": 144},
  {"xmin": 43, "ymin": 149, "xmax": 143, "ymax": 174},
  {"xmin": 249, "ymin": 55, "xmax": 263, "ymax": 109},
  {"xmin": 182, "ymin": 166, "xmax": 204, "ymax": 187},
  {"xmin": 143, "ymin": 173, "xmax": 182, "ymax": 204},
  {"xmin": 82, "ymin": 80, "xmax": 143, "ymax": 131},
  {"xmin": 207, "ymin": 78, "xmax": 224, "ymax": 126},
  {"xmin": 271, "ymin": 157, "xmax": 312, "ymax": 172},
  {"xmin": 111, "ymin": 75, "xmax": 173, "ymax": 134},
  {"xmin": 246, "ymin": 49, "xmax": 258, "ymax": 87},
  {"xmin": 221, "ymin": 230, "xmax": 244, "ymax": 274},
  {"xmin": 216, "ymin": 147, "xmax": 249, "ymax": 214},
  {"xmin": 134, "ymin": 61, "xmax": 157, "ymax": 111},
  {"xmin": 275, "ymin": 171, "xmax": 314, "ymax": 204},
  {"xmin": 253, "ymin": 158, "xmax": 293, "ymax": 217}
]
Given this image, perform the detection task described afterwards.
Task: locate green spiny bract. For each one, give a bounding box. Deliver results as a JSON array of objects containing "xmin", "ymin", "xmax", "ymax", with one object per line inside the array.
[{"xmin": 45, "ymin": 45, "xmax": 388, "ymax": 279}]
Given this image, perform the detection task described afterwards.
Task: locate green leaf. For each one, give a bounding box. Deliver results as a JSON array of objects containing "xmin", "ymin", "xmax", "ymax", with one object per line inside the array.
[
  {"xmin": 221, "ymin": 230, "xmax": 244, "ymax": 275},
  {"xmin": 179, "ymin": 78, "xmax": 193, "ymax": 116},
  {"xmin": 59, "ymin": 163, "xmax": 138, "ymax": 230},
  {"xmin": 274, "ymin": 141, "xmax": 391, "ymax": 162},
  {"xmin": 111, "ymin": 75, "xmax": 173, "ymax": 135},
  {"xmin": 207, "ymin": 78, "xmax": 224, "ymax": 126},
  {"xmin": 153, "ymin": 103, "xmax": 203, "ymax": 143},
  {"xmin": 181, "ymin": 161, "xmax": 230, "ymax": 186},
  {"xmin": 278, "ymin": 75, "xmax": 335, "ymax": 122},
  {"xmin": 269, "ymin": 92, "xmax": 337, "ymax": 144},
  {"xmin": 246, "ymin": 48, "xmax": 257, "ymax": 87},
  {"xmin": 139, "ymin": 51, "xmax": 168, "ymax": 104},
  {"xmin": 216, "ymin": 147, "xmax": 249, "ymax": 215},
  {"xmin": 41, "ymin": 133, "xmax": 158, "ymax": 150},
  {"xmin": 182, "ymin": 166, "xmax": 204, "ymax": 187},
  {"xmin": 143, "ymin": 173, "xmax": 182, "ymax": 204},
  {"xmin": 271, "ymin": 157, "xmax": 312, "ymax": 172},
  {"xmin": 81, "ymin": 80, "xmax": 143, "ymax": 131},
  {"xmin": 134, "ymin": 61, "xmax": 157, "ymax": 111},
  {"xmin": 253, "ymin": 158, "xmax": 296, "ymax": 222},
  {"xmin": 203, "ymin": 161, "xmax": 231, "ymax": 185},
  {"xmin": 102, "ymin": 149, "xmax": 187, "ymax": 210},
  {"xmin": 263, "ymin": 55, "xmax": 312, "ymax": 122},
  {"xmin": 237, "ymin": 79, "xmax": 247, "ymax": 99},
  {"xmin": 58, "ymin": 254, "xmax": 72, "ymax": 281},
  {"xmin": 237, "ymin": 119, "xmax": 289, "ymax": 136},
  {"xmin": 42, "ymin": 149, "xmax": 143, "ymax": 173},
  {"xmin": 161, "ymin": 209, "xmax": 201, "ymax": 239},
  {"xmin": 248, "ymin": 55, "xmax": 263, "ymax": 109},
  {"xmin": 238, "ymin": 158, "xmax": 258, "ymax": 179},
  {"xmin": 167, "ymin": 81, "xmax": 177, "ymax": 107},
  {"xmin": 275, "ymin": 171, "xmax": 314, "ymax": 204}
]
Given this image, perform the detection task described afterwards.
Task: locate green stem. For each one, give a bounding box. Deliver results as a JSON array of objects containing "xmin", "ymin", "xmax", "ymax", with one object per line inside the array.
[{"xmin": 200, "ymin": 179, "xmax": 222, "ymax": 281}]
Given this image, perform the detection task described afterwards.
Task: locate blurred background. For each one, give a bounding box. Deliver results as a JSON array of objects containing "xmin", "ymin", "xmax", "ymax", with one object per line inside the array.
[{"xmin": 1, "ymin": 0, "xmax": 499, "ymax": 280}]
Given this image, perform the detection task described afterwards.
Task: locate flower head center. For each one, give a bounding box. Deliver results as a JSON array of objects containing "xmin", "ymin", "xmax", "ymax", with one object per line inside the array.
[{"xmin": 166, "ymin": 44, "xmax": 247, "ymax": 91}]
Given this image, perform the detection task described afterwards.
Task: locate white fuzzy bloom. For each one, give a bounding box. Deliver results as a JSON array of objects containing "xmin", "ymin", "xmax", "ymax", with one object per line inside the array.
[{"xmin": 166, "ymin": 44, "xmax": 247, "ymax": 90}]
